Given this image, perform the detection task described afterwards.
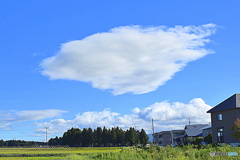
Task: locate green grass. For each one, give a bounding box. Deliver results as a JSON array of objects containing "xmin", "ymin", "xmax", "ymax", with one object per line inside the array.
[
  {"xmin": 0, "ymin": 145, "xmax": 240, "ymax": 160},
  {"xmin": 0, "ymin": 157, "xmax": 63, "ymax": 160}
]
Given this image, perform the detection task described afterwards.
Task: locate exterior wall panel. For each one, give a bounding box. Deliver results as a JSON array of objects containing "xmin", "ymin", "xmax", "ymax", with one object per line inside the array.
[{"xmin": 211, "ymin": 109, "xmax": 240, "ymax": 143}]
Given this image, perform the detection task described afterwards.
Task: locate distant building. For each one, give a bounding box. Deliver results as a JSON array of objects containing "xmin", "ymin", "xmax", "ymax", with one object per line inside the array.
[
  {"xmin": 153, "ymin": 130, "xmax": 184, "ymax": 147},
  {"xmin": 153, "ymin": 131, "xmax": 170, "ymax": 146},
  {"xmin": 207, "ymin": 93, "xmax": 240, "ymax": 143},
  {"xmin": 178, "ymin": 124, "xmax": 209, "ymax": 145}
]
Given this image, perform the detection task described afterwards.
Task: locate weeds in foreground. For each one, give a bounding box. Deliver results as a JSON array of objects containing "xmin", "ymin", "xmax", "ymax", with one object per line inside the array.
[{"xmin": 80, "ymin": 144, "xmax": 240, "ymax": 160}]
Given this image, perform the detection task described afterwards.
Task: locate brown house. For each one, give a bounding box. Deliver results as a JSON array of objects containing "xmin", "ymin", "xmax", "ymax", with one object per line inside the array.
[{"xmin": 207, "ymin": 93, "xmax": 240, "ymax": 143}]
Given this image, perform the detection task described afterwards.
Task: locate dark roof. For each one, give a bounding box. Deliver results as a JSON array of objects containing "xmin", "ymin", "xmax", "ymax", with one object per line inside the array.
[
  {"xmin": 207, "ymin": 94, "xmax": 240, "ymax": 113},
  {"xmin": 184, "ymin": 124, "xmax": 209, "ymax": 137}
]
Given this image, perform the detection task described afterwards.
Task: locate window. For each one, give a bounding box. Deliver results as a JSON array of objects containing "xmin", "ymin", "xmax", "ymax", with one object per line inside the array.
[
  {"xmin": 217, "ymin": 114, "xmax": 223, "ymax": 121},
  {"xmin": 159, "ymin": 135, "xmax": 162, "ymax": 138},
  {"xmin": 217, "ymin": 128, "xmax": 224, "ymax": 143}
]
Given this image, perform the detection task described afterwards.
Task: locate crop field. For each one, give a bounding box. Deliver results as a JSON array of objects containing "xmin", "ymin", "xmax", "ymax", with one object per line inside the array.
[
  {"xmin": 0, "ymin": 147, "xmax": 121, "ymax": 160},
  {"xmin": 0, "ymin": 145, "xmax": 240, "ymax": 160}
]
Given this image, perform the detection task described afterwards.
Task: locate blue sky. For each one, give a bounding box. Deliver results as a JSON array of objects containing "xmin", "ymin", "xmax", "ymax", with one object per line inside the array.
[{"xmin": 0, "ymin": 0, "xmax": 240, "ymax": 141}]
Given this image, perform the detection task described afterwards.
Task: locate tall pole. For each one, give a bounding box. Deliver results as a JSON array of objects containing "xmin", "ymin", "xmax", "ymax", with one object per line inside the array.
[
  {"xmin": 152, "ymin": 119, "xmax": 154, "ymax": 134},
  {"xmin": 152, "ymin": 119, "xmax": 154, "ymax": 144},
  {"xmin": 45, "ymin": 127, "xmax": 49, "ymax": 147}
]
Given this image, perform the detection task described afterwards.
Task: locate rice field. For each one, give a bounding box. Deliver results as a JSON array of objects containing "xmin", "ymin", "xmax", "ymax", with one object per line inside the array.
[{"xmin": 0, "ymin": 147, "xmax": 121, "ymax": 160}]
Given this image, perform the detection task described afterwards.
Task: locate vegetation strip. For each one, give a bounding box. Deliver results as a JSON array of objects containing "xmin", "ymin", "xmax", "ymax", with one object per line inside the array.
[
  {"xmin": 0, "ymin": 153, "xmax": 67, "ymax": 157},
  {"xmin": 0, "ymin": 145, "xmax": 239, "ymax": 159}
]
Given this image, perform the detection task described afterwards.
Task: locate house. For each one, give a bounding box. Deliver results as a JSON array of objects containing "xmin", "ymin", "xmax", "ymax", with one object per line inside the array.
[
  {"xmin": 207, "ymin": 93, "xmax": 240, "ymax": 143},
  {"xmin": 153, "ymin": 131, "xmax": 171, "ymax": 146},
  {"xmin": 177, "ymin": 124, "xmax": 209, "ymax": 145},
  {"xmin": 153, "ymin": 130, "xmax": 184, "ymax": 147},
  {"xmin": 153, "ymin": 124, "xmax": 210, "ymax": 146}
]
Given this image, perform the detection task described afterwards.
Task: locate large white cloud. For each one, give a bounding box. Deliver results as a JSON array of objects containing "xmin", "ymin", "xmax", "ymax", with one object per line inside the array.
[
  {"xmin": 41, "ymin": 24, "xmax": 216, "ymax": 95},
  {"xmin": 35, "ymin": 98, "xmax": 212, "ymax": 135}
]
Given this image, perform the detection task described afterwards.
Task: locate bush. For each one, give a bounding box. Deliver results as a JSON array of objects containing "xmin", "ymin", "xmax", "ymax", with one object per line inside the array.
[
  {"xmin": 191, "ymin": 137, "xmax": 203, "ymax": 145},
  {"xmin": 204, "ymin": 133, "xmax": 212, "ymax": 144}
]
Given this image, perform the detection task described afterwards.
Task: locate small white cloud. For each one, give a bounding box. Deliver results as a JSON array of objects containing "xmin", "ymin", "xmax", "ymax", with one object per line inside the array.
[
  {"xmin": 41, "ymin": 24, "xmax": 216, "ymax": 95},
  {"xmin": 132, "ymin": 107, "xmax": 140, "ymax": 114},
  {"xmin": 74, "ymin": 109, "xmax": 120, "ymax": 127}
]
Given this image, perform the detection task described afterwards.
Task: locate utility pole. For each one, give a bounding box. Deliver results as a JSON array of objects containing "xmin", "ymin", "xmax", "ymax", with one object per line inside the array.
[
  {"xmin": 152, "ymin": 119, "xmax": 154, "ymax": 135},
  {"xmin": 45, "ymin": 127, "xmax": 49, "ymax": 148},
  {"xmin": 152, "ymin": 119, "xmax": 154, "ymax": 144}
]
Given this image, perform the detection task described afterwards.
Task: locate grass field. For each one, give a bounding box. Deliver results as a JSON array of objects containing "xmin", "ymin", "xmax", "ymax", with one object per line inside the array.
[{"xmin": 0, "ymin": 145, "xmax": 240, "ymax": 160}]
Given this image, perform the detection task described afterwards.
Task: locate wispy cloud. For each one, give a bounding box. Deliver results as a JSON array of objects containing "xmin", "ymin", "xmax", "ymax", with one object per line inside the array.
[
  {"xmin": 41, "ymin": 24, "xmax": 216, "ymax": 95},
  {"xmin": 16, "ymin": 109, "xmax": 67, "ymax": 121},
  {"xmin": 0, "ymin": 109, "xmax": 67, "ymax": 129}
]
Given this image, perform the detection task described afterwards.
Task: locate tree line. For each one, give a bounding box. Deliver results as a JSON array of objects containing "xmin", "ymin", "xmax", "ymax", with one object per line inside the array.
[
  {"xmin": 49, "ymin": 126, "xmax": 149, "ymax": 147},
  {"xmin": 0, "ymin": 140, "xmax": 45, "ymax": 147}
]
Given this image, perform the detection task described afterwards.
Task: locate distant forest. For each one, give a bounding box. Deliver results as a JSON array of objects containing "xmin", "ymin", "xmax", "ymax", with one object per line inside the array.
[
  {"xmin": 0, "ymin": 127, "xmax": 149, "ymax": 147},
  {"xmin": 0, "ymin": 140, "xmax": 45, "ymax": 147},
  {"xmin": 49, "ymin": 127, "xmax": 149, "ymax": 147}
]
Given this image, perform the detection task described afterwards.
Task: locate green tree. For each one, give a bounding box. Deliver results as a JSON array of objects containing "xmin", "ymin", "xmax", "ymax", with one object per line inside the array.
[
  {"xmin": 102, "ymin": 126, "xmax": 109, "ymax": 146},
  {"xmin": 75, "ymin": 129, "xmax": 82, "ymax": 146},
  {"xmin": 125, "ymin": 127, "xmax": 137, "ymax": 146},
  {"xmin": 0, "ymin": 140, "xmax": 3, "ymax": 147},
  {"xmin": 116, "ymin": 127, "xmax": 125, "ymax": 146},
  {"xmin": 135, "ymin": 130, "xmax": 140, "ymax": 144},
  {"xmin": 49, "ymin": 136, "xmax": 62, "ymax": 145},
  {"xmin": 231, "ymin": 118, "xmax": 240, "ymax": 140},
  {"xmin": 139, "ymin": 129, "xmax": 149, "ymax": 146},
  {"xmin": 87, "ymin": 127, "xmax": 94, "ymax": 147},
  {"xmin": 95, "ymin": 127, "xmax": 102, "ymax": 146},
  {"xmin": 110, "ymin": 128, "xmax": 117, "ymax": 146},
  {"xmin": 82, "ymin": 128, "xmax": 88, "ymax": 146},
  {"xmin": 62, "ymin": 128, "xmax": 81, "ymax": 146}
]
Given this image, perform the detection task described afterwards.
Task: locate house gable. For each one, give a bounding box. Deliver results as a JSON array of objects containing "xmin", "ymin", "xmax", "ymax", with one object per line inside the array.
[
  {"xmin": 207, "ymin": 94, "xmax": 240, "ymax": 143},
  {"xmin": 207, "ymin": 94, "xmax": 240, "ymax": 113}
]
